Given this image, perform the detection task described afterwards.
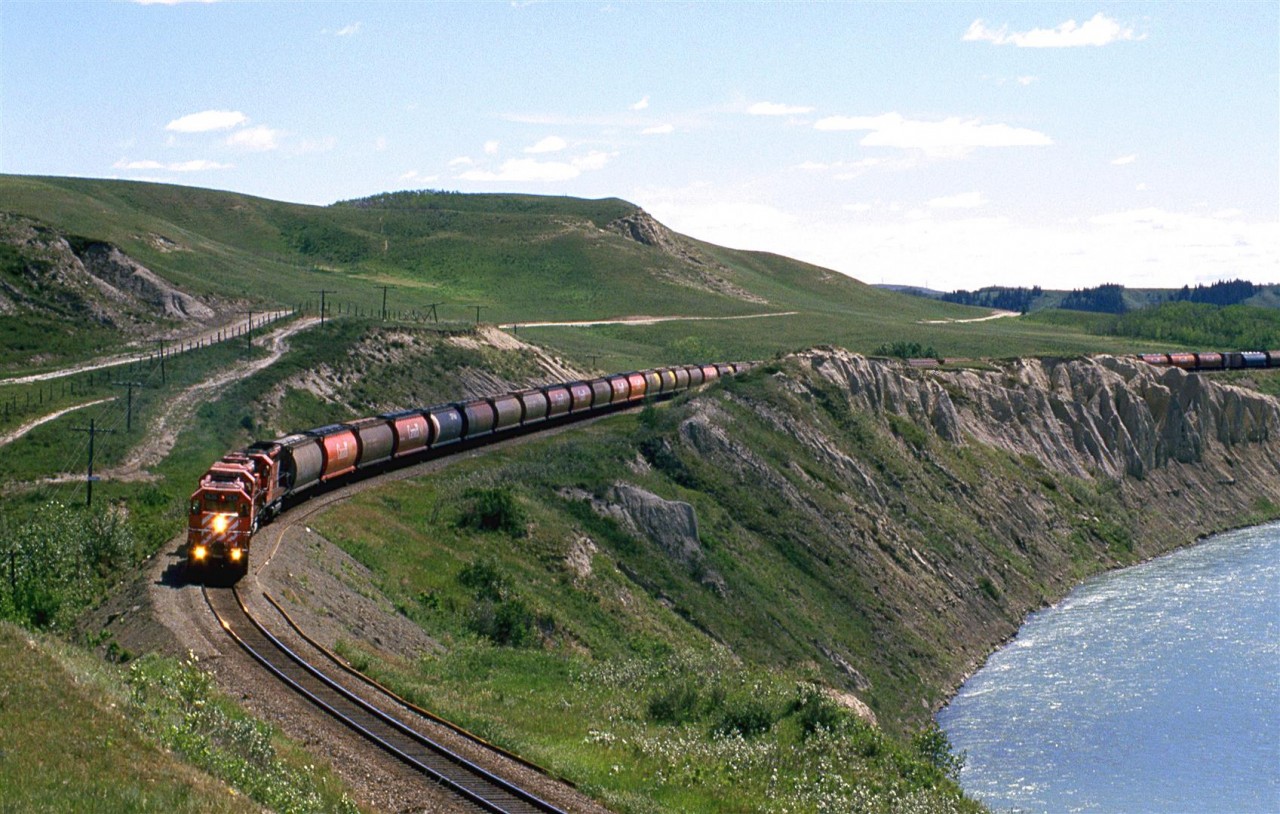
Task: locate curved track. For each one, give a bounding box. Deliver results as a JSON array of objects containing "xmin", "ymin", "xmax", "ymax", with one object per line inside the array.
[{"xmin": 203, "ymin": 584, "xmax": 568, "ymax": 814}]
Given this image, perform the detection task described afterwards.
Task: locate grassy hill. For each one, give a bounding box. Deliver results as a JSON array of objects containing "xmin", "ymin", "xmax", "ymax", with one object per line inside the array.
[{"xmin": 0, "ymin": 175, "xmax": 1156, "ymax": 377}]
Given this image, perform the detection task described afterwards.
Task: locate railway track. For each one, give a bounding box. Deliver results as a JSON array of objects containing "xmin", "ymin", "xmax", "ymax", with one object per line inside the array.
[{"xmin": 202, "ymin": 583, "xmax": 569, "ymax": 814}]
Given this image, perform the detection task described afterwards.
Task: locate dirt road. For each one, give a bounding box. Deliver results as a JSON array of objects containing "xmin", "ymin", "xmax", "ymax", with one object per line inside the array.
[
  {"xmin": 106, "ymin": 316, "xmax": 320, "ymax": 481},
  {"xmin": 500, "ymin": 310, "xmax": 799, "ymax": 329},
  {"xmin": 0, "ymin": 309, "xmax": 294, "ymax": 386}
]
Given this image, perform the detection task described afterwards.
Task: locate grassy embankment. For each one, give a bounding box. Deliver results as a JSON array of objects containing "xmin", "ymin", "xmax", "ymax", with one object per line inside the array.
[
  {"xmin": 0, "ymin": 621, "xmax": 358, "ymax": 812},
  {"xmin": 306, "ymin": 354, "xmax": 1278, "ymax": 813}
]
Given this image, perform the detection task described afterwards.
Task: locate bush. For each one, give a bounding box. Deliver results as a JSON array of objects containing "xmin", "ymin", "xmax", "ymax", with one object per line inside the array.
[
  {"xmin": 646, "ymin": 679, "xmax": 703, "ymax": 725},
  {"xmin": 457, "ymin": 557, "xmax": 507, "ymax": 601},
  {"xmin": 457, "ymin": 487, "xmax": 527, "ymax": 536},
  {"xmin": 468, "ymin": 598, "xmax": 537, "ymax": 647},
  {"xmin": 711, "ymin": 694, "xmax": 778, "ymax": 738},
  {"xmin": 912, "ymin": 722, "xmax": 965, "ymax": 782},
  {"xmin": 788, "ymin": 683, "xmax": 844, "ymax": 736}
]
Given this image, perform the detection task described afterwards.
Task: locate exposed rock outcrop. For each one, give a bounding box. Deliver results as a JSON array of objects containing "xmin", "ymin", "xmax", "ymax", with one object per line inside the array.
[
  {"xmin": 0, "ymin": 213, "xmax": 212, "ymax": 329},
  {"xmin": 654, "ymin": 349, "xmax": 1280, "ymax": 727},
  {"xmin": 606, "ymin": 209, "xmax": 767, "ymax": 304}
]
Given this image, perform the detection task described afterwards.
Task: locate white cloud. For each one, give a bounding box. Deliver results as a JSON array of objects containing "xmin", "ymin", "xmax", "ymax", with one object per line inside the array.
[
  {"xmin": 458, "ymin": 151, "xmax": 612, "ymax": 182},
  {"xmin": 631, "ymin": 96, "xmax": 650, "ymax": 111},
  {"xmin": 113, "ymin": 158, "xmax": 231, "ymax": 171},
  {"xmin": 524, "ymin": 136, "xmax": 568, "ymax": 154},
  {"xmin": 1016, "ymin": 76, "xmax": 1037, "ymax": 86},
  {"xmin": 747, "ymin": 101, "xmax": 814, "ymax": 116},
  {"xmin": 374, "ymin": 136, "xmax": 389, "ymax": 151},
  {"xmin": 165, "ymin": 109, "xmax": 247, "ymax": 133},
  {"xmin": 929, "ymin": 191, "xmax": 988, "ymax": 209},
  {"xmin": 815, "ymin": 112, "xmax": 1052, "ymax": 158},
  {"xmin": 400, "ymin": 170, "xmax": 439, "ymax": 184},
  {"xmin": 1111, "ymin": 153, "xmax": 1138, "ymax": 165},
  {"xmin": 335, "ymin": 22, "xmax": 361, "ymax": 36},
  {"xmin": 642, "ymin": 123, "xmax": 675, "ymax": 135},
  {"xmin": 640, "ymin": 184, "xmax": 1277, "ymax": 291},
  {"xmin": 964, "ymin": 13, "xmax": 1143, "ymax": 48},
  {"xmin": 484, "ymin": 140, "xmax": 500, "ymax": 155},
  {"xmin": 448, "ymin": 156, "xmax": 474, "ymax": 167},
  {"xmin": 225, "ymin": 125, "xmax": 282, "ymax": 152}
]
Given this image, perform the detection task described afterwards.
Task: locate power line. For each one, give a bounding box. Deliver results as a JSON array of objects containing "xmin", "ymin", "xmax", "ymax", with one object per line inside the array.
[
  {"xmin": 310, "ymin": 289, "xmax": 337, "ymax": 325},
  {"xmin": 111, "ymin": 380, "xmax": 145, "ymax": 432},
  {"xmin": 69, "ymin": 419, "xmax": 115, "ymax": 507}
]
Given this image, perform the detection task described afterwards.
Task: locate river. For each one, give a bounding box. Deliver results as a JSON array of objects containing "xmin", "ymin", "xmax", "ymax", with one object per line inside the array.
[{"xmin": 938, "ymin": 522, "xmax": 1280, "ymax": 814}]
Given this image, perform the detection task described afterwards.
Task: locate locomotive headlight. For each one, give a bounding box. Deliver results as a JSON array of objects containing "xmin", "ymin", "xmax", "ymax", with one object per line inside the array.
[
  {"xmin": 192, "ymin": 545, "xmax": 208, "ymax": 561},
  {"xmin": 212, "ymin": 514, "xmax": 230, "ymax": 534},
  {"xmin": 229, "ymin": 548, "xmax": 243, "ymax": 563}
]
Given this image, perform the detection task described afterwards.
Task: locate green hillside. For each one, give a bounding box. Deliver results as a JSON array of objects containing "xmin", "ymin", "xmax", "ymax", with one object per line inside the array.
[{"xmin": 0, "ymin": 175, "xmax": 1151, "ymax": 377}]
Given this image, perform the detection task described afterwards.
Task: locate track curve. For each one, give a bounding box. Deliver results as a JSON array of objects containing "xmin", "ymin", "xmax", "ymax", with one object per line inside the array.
[{"xmin": 202, "ymin": 583, "xmax": 569, "ymax": 814}]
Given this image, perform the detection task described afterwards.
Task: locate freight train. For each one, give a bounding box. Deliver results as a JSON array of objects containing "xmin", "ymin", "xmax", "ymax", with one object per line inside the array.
[
  {"xmin": 1136, "ymin": 350, "xmax": 1280, "ymax": 370},
  {"xmin": 187, "ymin": 363, "xmax": 745, "ymax": 577}
]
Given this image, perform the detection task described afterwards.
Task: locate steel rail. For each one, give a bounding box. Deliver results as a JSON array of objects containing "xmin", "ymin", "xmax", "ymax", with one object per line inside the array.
[
  {"xmin": 259, "ymin": 589, "xmax": 573, "ymax": 786},
  {"xmin": 203, "ymin": 584, "xmax": 568, "ymax": 814}
]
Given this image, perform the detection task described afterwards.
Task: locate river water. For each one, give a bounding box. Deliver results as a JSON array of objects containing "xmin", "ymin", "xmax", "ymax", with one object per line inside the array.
[{"xmin": 938, "ymin": 522, "xmax": 1280, "ymax": 814}]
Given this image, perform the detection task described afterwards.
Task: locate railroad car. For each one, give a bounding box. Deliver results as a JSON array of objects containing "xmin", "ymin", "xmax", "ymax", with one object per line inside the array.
[
  {"xmin": 187, "ymin": 362, "xmax": 746, "ymax": 576},
  {"xmin": 1136, "ymin": 350, "xmax": 1280, "ymax": 372}
]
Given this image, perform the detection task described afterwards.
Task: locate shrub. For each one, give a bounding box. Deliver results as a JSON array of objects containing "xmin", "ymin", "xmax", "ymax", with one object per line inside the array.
[
  {"xmin": 788, "ymin": 683, "xmax": 843, "ymax": 736},
  {"xmin": 912, "ymin": 722, "xmax": 965, "ymax": 782},
  {"xmin": 646, "ymin": 679, "xmax": 703, "ymax": 725},
  {"xmin": 457, "ymin": 487, "xmax": 527, "ymax": 536},
  {"xmin": 711, "ymin": 694, "xmax": 778, "ymax": 738}
]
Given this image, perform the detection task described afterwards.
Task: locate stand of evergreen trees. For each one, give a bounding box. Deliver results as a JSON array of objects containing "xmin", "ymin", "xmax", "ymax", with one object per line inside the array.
[{"xmin": 940, "ymin": 286, "xmax": 1042, "ymax": 313}]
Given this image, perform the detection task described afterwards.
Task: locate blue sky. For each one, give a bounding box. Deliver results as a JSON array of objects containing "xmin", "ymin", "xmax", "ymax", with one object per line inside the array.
[{"xmin": 2, "ymin": 1, "xmax": 1276, "ymax": 291}]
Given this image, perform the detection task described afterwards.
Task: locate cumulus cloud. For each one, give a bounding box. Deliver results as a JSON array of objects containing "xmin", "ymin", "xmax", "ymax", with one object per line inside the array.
[
  {"xmin": 113, "ymin": 158, "xmax": 231, "ymax": 171},
  {"xmin": 225, "ymin": 125, "xmax": 282, "ymax": 151},
  {"xmin": 747, "ymin": 101, "xmax": 814, "ymax": 116},
  {"xmin": 642, "ymin": 123, "xmax": 675, "ymax": 135},
  {"xmin": 458, "ymin": 151, "xmax": 612, "ymax": 182},
  {"xmin": 484, "ymin": 140, "xmax": 500, "ymax": 155},
  {"xmin": 1111, "ymin": 153, "xmax": 1138, "ymax": 165},
  {"xmin": 335, "ymin": 22, "xmax": 361, "ymax": 36},
  {"xmin": 166, "ymin": 110, "xmax": 247, "ymax": 133},
  {"xmin": 631, "ymin": 96, "xmax": 650, "ymax": 111},
  {"xmin": 815, "ymin": 112, "xmax": 1052, "ymax": 158},
  {"xmin": 929, "ymin": 191, "xmax": 988, "ymax": 209},
  {"xmin": 524, "ymin": 136, "xmax": 568, "ymax": 154},
  {"xmin": 964, "ymin": 13, "xmax": 1143, "ymax": 48}
]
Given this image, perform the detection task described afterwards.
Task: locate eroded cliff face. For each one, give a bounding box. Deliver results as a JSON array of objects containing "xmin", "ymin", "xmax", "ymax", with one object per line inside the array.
[
  {"xmin": 0, "ymin": 213, "xmax": 212, "ymax": 328},
  {"xmin": 649, "ymin": 350, "xmax": 1280, "ymax": 729}
]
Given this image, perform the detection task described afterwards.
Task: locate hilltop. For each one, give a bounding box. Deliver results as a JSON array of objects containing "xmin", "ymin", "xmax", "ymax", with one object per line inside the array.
[{"xmin": 0, "ymin": 175, "xmax": 1158, "ymax": 376}]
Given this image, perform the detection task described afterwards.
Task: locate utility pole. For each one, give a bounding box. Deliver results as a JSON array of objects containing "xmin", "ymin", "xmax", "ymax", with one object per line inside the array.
[
  {"xmin": 152, "ymin": 340, "xmax": 167, "ymax": 384},
  {"xmin": 311, "ymin": 289, "xmax": 336, "ymax": 325},
  {"xmin": 112, "ymin": 381, "xmax": 145, "ymax": 431},
  {"xmin": 237, "ymin": 309, "xmax": 255, "ymax": 356},
  {"xmin": 70, "ymin": 419, "xmax": 115, "ymax": 507},
  {"xmin": 426, "ymin": 302, "xmax": 440, "ymax": 323},
  {"xmin": 381, "ymin": 286, "xmax": 389, "ymax": 321},
  {"xmin": 471, "ymin": 305, "xmax": 483, "ymax": 324}
]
